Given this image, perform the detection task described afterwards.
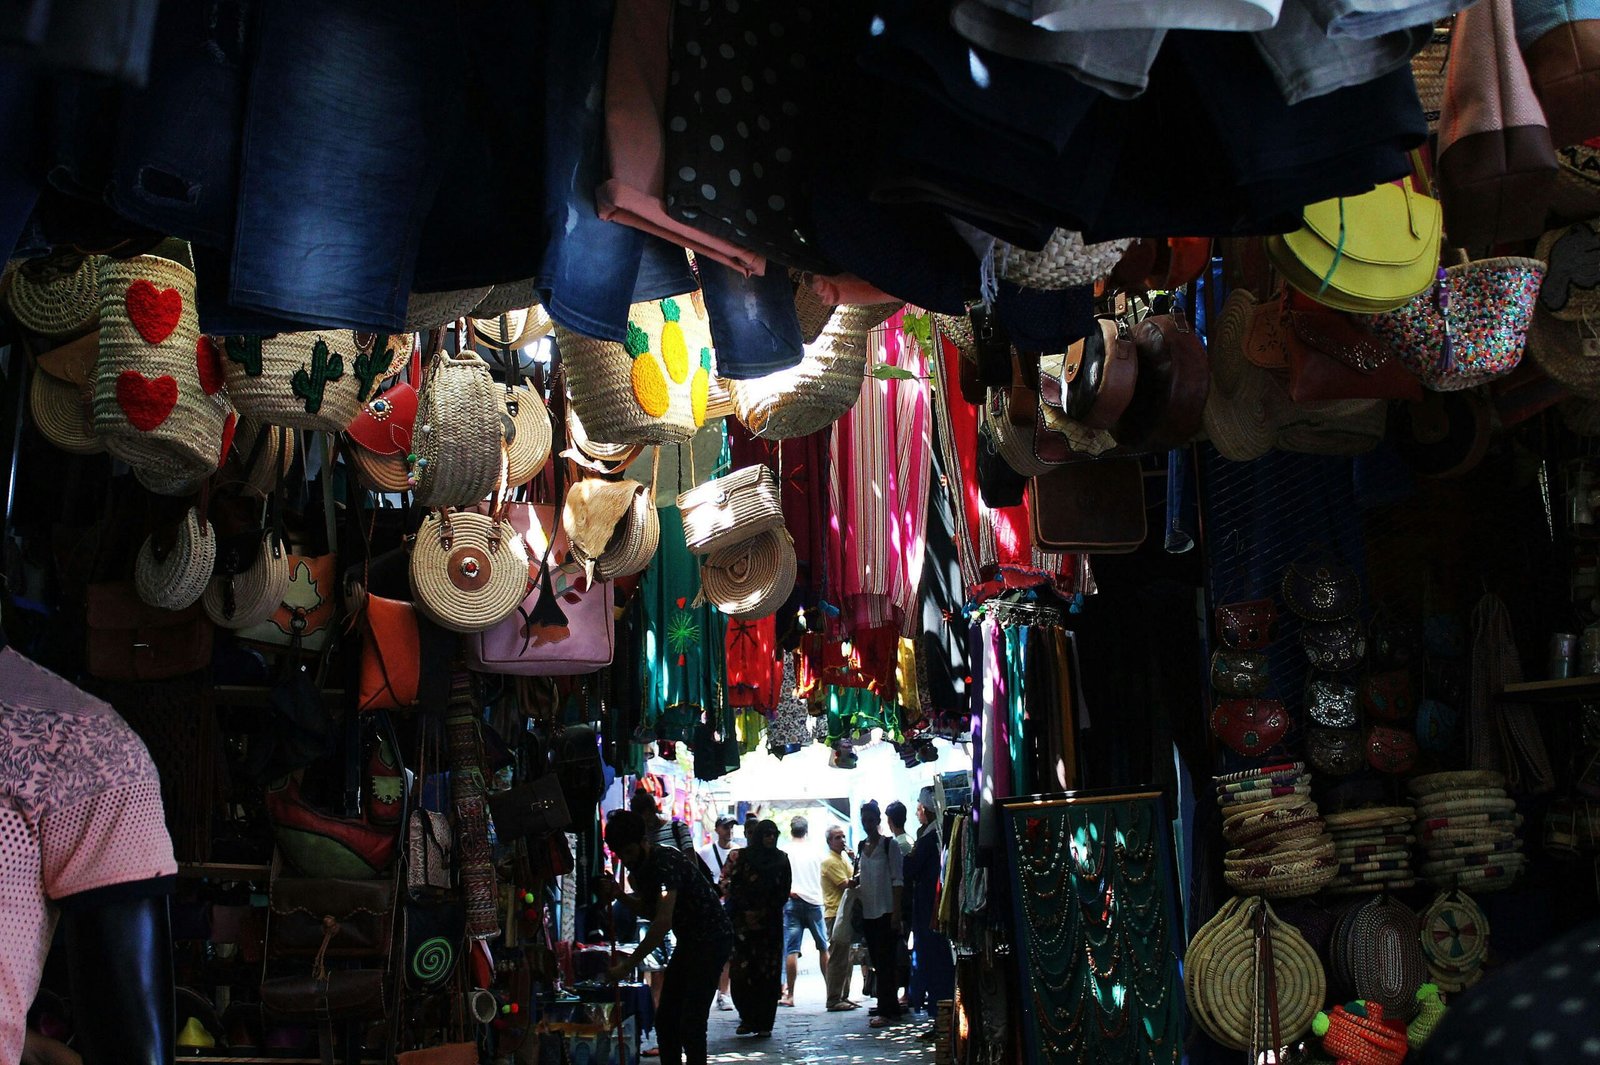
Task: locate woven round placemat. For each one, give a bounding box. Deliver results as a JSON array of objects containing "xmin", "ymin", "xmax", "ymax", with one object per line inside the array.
[
  {"xmin": 1188, "ymin": 897, "xmax": 1326, "ymax": 1048},
  {"xmin": 1336, "ymin": 847, "xmax": 1410, "ymax": 865},
  {"xmin": 1420, "ymin": 890, "xmax": 1489, "ymax": 976},
  {"xmin": 1326, "ymin": 878, "xmax": 1418, "ymax": 895},
  {"xmin": 1225, "ymin": 834, "xmax": 1335, "ymax": 868},
  {"xmin": 1419, "ymin": 851, "xmax": 1526, "ymax": 875},
  {"xmin": 1219, "ymin": 769, "xmax": 1311, "ymax": 797},
  {"xmin": 1324, "ymin": 806, "xmax": 1414, "ymax": 830},
  {"xmin": 1219, "ymin": 783, "xmax": 1313, "ymax": 808},
  {"xmin": 135, "ymin": 509, "xmax": 217, "ymax": 611},
  {"xmin": 1216, "ymin": 761, "xmax": 1306, "ymax": 786},
  {"xmin": 1410, "ymin": 786, "xmax": 1511, "ymax": 804},
  {"xmin": 1426, "ymin": 865, "xmax": 1519, "ymax": 891},
  {"xmin": 1225, "ymin": 808, "xmax": 1322, "ymax": 848},
  {"xmin": 1413, "ymin": 796, "xmax": 1516, "ymax": 819},
  {"xmin": 1331, "ymin": 832, "xmax": 1417, "ymax": 849},
  {"xmin": 1223, "ymin": 792, "xmax": 1317, "ymax": 822},
  {"xmin": 1417, "ymin": 809, "xmax": 1520, "ymax": 832},
  {"xmin": 1230, "ymin": 817, "xmax": 1329, "ymax": 855},
  {"xmin": 1407, "ymin": 770, "xmax": 1506, "ymax": 796},
  {"xmin": 1420, "ymin": 836, "xmax": 1522, "ymax": 858},
  {"xmin": 202, "ymin": 534, "xmax": 291, "ymax": 630}
]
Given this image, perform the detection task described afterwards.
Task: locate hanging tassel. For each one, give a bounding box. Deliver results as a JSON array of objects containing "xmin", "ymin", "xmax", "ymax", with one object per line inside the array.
[{"xmin": 522, "ymin": 565, "xmax": 570, "ymax": 644}]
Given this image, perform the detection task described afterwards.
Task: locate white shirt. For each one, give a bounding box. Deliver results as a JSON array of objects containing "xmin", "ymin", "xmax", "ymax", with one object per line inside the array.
[
  {"xmin": 783, "ymin": 837, "xmax": 825, "ymax": 906},
  {"xmin": 856, "ymin": 833, "xmax": 904, "ymax": 921},
  {"xmin": 698, "ymin": 841, "xmax": 735, "ymax": 880}
]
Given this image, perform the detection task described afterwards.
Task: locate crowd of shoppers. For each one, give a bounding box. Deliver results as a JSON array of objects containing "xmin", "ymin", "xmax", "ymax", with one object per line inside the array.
[{"xmin": 603, "ymin": 787, "xmax": 955, "ymax": 1063}]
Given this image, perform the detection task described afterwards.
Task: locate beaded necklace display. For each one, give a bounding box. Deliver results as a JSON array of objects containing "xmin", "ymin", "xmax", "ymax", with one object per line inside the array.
[{"xmin": 1010, "ymin": 793, "xmax": 1183, "ymax": 1064}]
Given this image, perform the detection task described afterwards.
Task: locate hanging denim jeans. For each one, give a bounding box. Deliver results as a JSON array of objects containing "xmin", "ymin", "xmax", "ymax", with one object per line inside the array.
[{"xmin": 696, "ymin": 260, "xmax": 803, "ymax": 380}]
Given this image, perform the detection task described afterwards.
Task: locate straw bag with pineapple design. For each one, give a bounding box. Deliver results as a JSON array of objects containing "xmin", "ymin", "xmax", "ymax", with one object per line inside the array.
[{"xmin": 556, "ymin": 294, "xmax": 714, "ymax": 445}]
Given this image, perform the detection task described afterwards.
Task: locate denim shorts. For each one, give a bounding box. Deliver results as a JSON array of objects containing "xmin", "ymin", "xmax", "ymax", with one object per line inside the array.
[
  {"xmin": 783, "ymin": 899, "xmax": 829, "ymax": 956},
  {"xmin": 698, "ymin": 259, "xmax": 803, "ymax": 380},
  {"xmin": 230, "ymin": 0, "xmax": 451, "ymax": 332}
]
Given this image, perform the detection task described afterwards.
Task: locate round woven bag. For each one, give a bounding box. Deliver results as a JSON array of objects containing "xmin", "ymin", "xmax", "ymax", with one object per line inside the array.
[
  {"xmin": 95, "ymin": 251, "xmax": 233, "ymax": 484},
  {"xmin": 565, "ymin": 406, "xmax": 644, "ymax": 474},
  {"xmin": 699, "ymin": 527, "xmax": 796, "ymax": 620},
  {"xmin": 412, "ymin": 349, "xmax": 505, "ymax": 506},
  {"xmin": 221, "ymin": 330, "xmax": 386, "ymax": 433},
  {"xmin": 409, "ymin": 509, "xmax": 530, "ymax": 633},
  {"xmin": 1536, "ymin": 220, "xmax": 1600, "ymax": 323},
  {"xmin": 1419, "ymin": 889, "xmax": 1489, "ymax": 988},
  {"xmin": 998, "ymin": 229, "xmax": 1132, "ymax": 290},
  {"xmin": 731, "ymin": 302, "xmax": 900, "ymax": 440},
  {"xmin": 564, "ymin": 478, "xmax": 660, "ymax": 582},
  {"xmin": 558, "ymin": 294, "xmax": 709, "ymax": 445},
  {"xmin": 472, "ymin": 301, "xmax": 553, "ymax": 348},
  {"xmin": 134, "ymin": 508, "xmax": 217, "ymax": 611},
  {"xmin": 1187, "ymin": 897, "xmax": 1325, "ymax": 1051},
  {"xmin": 30, "ymin": 371, "xmax": 103, "ymax": 455},
  {"xmin": 503, "ymin": 385, "xmax": 553, "ymax": 487},
  {"xmin": 203, "ymin": 532, "xmax": 292, "ymax": 629},
  {"xmin": 6, "ymin": 254, "xmax": 101, "ymax": 338}
]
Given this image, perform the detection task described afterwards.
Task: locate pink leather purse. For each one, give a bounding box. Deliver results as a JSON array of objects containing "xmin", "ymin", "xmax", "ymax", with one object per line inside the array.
[{"xmin": 463, "ymin": 503, "xmax": 616, "ymax": 675}]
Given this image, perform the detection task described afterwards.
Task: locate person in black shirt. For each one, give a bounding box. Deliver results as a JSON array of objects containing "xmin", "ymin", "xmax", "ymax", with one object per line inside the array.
[{"xmin": 600, "ymin": 811, "xmax": 733, "ymax": 1065}]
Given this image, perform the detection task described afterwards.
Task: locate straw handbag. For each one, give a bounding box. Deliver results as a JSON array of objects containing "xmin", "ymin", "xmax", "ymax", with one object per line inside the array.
[
  {"xmin": 502, "ymin": 384, "xmax": 552, "ymax": 487},
  {"xmin": 411, "ymin": 346, "xmax": 504, "ymax": 506},
  {"xmin": 564, "ymin": 476, "xmax": 660, "ymax": 583},
  {"xmin": 730, "ymin": 302, "xmax": 900, "ymax": 439},
  {"xmin": 699, "ymin": 528, "xmax": 796, "ymax": 620},
  {"xmin": 135, "ymin": 507, "xmax": 218, "ymax": 611},
  {"xmin": 29, "ymin": 331, "xmax": 103, "ymax": 455},
  {"xmin": 557, "ymin": 294, "xmax": 711, "ymax": 445},
  {"xmin": 222, "ymin": 330, "xmax": 393, "ymax": 433},
  {"xmin": 95, "ymin": 248, "xmax": 234, "ymax": 484},
  {"xmin": 409, "ymin": 508, "xmax": 530, "ymax": 634},
  {"xmin": 1186, "ymin": 897, "xmax": 1326, "ymax": 1052},
  {"xmin": 203, "ymin": 529, "xmax": 292, "ymax": 630},
  {"xmin": 677, "ymin": 464, "xmax": 784, "ymax": 556},
  {"xmin": 7, "ymin": 253, "xmax": 101, "ymax": 339}
]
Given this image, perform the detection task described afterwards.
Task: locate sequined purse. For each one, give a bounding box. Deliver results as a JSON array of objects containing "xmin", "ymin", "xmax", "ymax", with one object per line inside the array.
[
  {"xmin": 1305, "ymin": 674, "xmax": 1360, "ymax": 729},
  {"xmin": 1307, "ymin": 727, "xmax": 1365, "ymax": 775},
  {"xmin": 1302, "ymin": 619, "xmax": 1366, "ymax": 671},
  {"xmin": 1281, "ymin": 557, "xmax": 1361, "ymax": 621},
  {"xmin": 1216, "ymin": 598, "xmax": 1278, "ymax": 650},
  {"xmin": 1212, "ymin": 650, "xmax": 1271, "ymax": 697}
]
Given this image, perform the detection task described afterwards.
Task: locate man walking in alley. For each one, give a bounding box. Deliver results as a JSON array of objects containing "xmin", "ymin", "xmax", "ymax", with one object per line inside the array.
[
  {"xmin": 821, "ymin": 823, "xmax": 860, "ymax": 1011},
  {"xmin": 780, "ymin": 815, "xmax": 829, "ymax": 1008}
]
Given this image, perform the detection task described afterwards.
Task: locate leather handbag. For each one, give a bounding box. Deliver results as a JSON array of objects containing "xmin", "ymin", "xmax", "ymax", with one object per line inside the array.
[
  {"xmin": 356, "ymin": 596, "xmax": 423, "ymax": 711},
  {"xmin": 84, "ymin": 581, "xmax": 212, "ymax": 680},
  {"xmin": 1034, "ymin": 351, "xmax": 1121, "ymax": 464},
  {"xmin": 1308, "ymin": 727, "xmax": 1366, "ymax": 775},
  {"xmin": 1216, "ymin": 599, "xmax": 1278, "ymax": 650},
  {"xmin": 1211, "ymin": 650, "xmax": 1271, "ymax": 697},
  {"xmin": 677, "ymin": 464, "xmax": 784, "ymax": 555},
  {"xmin": 267, "ymin": 877, "xmax": 397, "ymax": 960},
  {"xmin": 260, "ymin": 969, "xmax": 388, "ymax": 1024},
  {"xmin": 487, "ymin": 774, "xmax": 572, "ymax": 843},
  {"xmin": 266, "ymin": 775, "xmax": 399, "ymax": 880},
  {"xmin": 1281, "ymin": 557, "xmax": 1361, "ymax": 621},
  {"xmin": 1115, "ymin": 310, "xmax": 1210, "ymax": 453},
  {"xmin": 1065, "ymin": 318, "xmax": 1138, "ymax": 431},
  {"xmin": 1272, "ymin": 291, "xmax": 1423, "ymax": 403},
  {"xmin": 1027, "ymin": 458, "xmax": 1146, "ymax": 553},
  {"xmin": 1305, "ymin": 675, "xmax": 1360, "ymax": 729},
  {"xmin": 1362, "ymin": 670, "xmax": 1415, "ymax": 721},
  {"xmin": 1437, "ymin": 0, "xmax": 1557, "ymax": 246},
  {"xmin": 1209, "ymin": 698, "xmax": 1289, "ymax": 756},
  {"xmin": 1265, "ymin": 170, "xmax": 1442, "ymax": 314},
  {"xmin": 1302, "ymin": 619, "xmax": 1367, "ymax": 671},
  {"xmin": 1366, "ymin": 724, "xmax": 1419, "ymax": 774},
  {"xmin": 463, "ymin": 502, "xmax": 616, "ymax": 675}
]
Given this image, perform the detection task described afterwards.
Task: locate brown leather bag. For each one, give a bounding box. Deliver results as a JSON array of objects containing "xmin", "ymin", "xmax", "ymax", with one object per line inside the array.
[
  {"xmin": 357, "ymin": 595, "xmax": 422, "ymax": 712},
  {"xmin": 1067, "ymin": 318, "xmax": 1139, "ymax": 430},
  {"xmin": 268, "ymin": 877, "xmax": 397, "ymax": 960},
  {"xmin": 1524, "ymin": 18, "xmax": 1600, "ymax": 149},
  {"xmin": 85, "ymin": 581, "xmax": 212, "ymax": 680},
  {"xmin": 1281, "ymin": 292, "xmax": 1423, "ymax": 403},
  {"xmin": 1116, "ymin": 311, "xmax": 1211, "ymax": 452},
  {"xmin": 260, "ymin": 969, "xmax": 388, "ymax": 1024},
  {"xmin": 1027, "ymin": 459, "xmax": 1146, "ymax": 553}
]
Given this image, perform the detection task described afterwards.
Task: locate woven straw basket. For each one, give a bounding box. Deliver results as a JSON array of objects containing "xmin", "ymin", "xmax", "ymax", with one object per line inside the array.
[
  {"xmin": 409, "ymin": 509, "xmax": 530, "ymax": 633},
  {"xmin": 503, "ymin": 385, "xmax": 553, "ymax": 487},
  {"xmin": 472, "ymin": 299, "xmax": 553, "ymax": 348},
  {"xmin": 557, "ymin": 294, "xmax": 711, "ymax": 445},
  {"xmin": 222, "ymin": 330, "xmax": 387, "ymax": 433},
  {"xmin": 412, "ymin": 349, "xmax": 505, "ymax": 506},
  {"xmin": 998, "ymin": 229, "xmax": 1131, "ymax": 290},
  {"xmin": 564, "ymin": 478, "xmax": 660, "ymax": 581},
  {"xmin": 227, "ymin": 421, "xmax": 296, "ymax": 496},
  {"xmin": 700, "ymin": 527, "xmax": 796, "ymax": 620},
  {"xmin": 677, "ymin": 464, "xmax": 785, "ymax": 556},
  {"xmin": 7, "ymin": 254, "xmax": 101, "ymax": 338},
  {"xmin": 203, "ymin": 532, "xmax": 292, "ymax": 629},
  {"xmin": 30, "ymin": 370, "xmax": 103, "ymax": 455},
  {"xmin": 731, "ymin": 302, "xmax": 900, "ymax": 440},
  {"xmin": 791, "ymin": 272, "xmax": 836, "ymax": 344},
  {"xmin": 1186, "ymin": 897, "xmax": 1325, "ymax": 1051},
  {"xmin": 135, "ymin": 508, "xmax": 217, "ymax": 611},
  {"xmin": 1412, "ymin": 26, "xmax": 1450, "ymax": 131},
  {"xmin": 95, "ymin": 252, "xmax": 233, "ymax": 484}
]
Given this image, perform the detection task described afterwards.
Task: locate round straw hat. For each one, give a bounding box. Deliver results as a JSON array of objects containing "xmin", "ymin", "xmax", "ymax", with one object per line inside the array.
[
  {"xmin": 405, "ymin": 287, "xmax": 493, "ymax": 332},
  {"xmin": 409, "ymin": 509, "xmax": 530, "ymax": 634},
  {"xmin": 503, "ymin": 385, "xmax": 553, "ymax": 487},
  {"xmin": 564, "ymin": 478, "xmax": 660, "ymax": 582},
  {"xmin": 699, "ymin": 527, "xmax": 796, "ymax": 620},
  {"xmin": 6, "ymin": 254, "xmax": 101, "ymax": 338},
  {"xmin": 997, "ymin": 229, "xmax": 1131, "ymax": 291},
  {"xmin": 29, "ymin": 371, "xmax": 103, "ymax": 455},
  {"xmin": 135, "ymin": 508, "xmax": 217, "ymax": 611},
  {"xmin": 1202, "ymin": 350, "xmax": 1277, "ymax": 462},
  {"xmin": 203, "ymin": 533, "xmax": 291, "ymax": 629},
  {"xmin": 1208, "ymin": 289, "xmax": 1259, "ymax": 398}
]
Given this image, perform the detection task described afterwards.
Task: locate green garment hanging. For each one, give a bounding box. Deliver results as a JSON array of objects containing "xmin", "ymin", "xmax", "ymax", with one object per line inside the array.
[
  {"xmin": 825, "ymin": 685, "xmax": 905, "ymax": 745},
  {"xmin": 641, "ymin": 505, "xmax": 727, "ymax": 737},
  {"xmin": 1004, "ymin": 624, "xmax": 1032, "ymax": 797}
]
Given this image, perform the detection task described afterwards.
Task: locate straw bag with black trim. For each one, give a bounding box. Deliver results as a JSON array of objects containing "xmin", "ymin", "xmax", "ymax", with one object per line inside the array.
[
  {"xmin": 202, "ymin": 467, "xmax": 293, "ymax": 631},
  {"xmin": 5, "ymin": 251, "xmax": 101, "ymax": 339},
  {"xmin": 677, "ymin": 458, "xmax": 784, "ymax": 556},
  {"xmin": 411, "ymin": 326, "xmax": 504, "ymax": 507},
  {"xmin": 134, "ymin": 501, "xmax": 217, "ymax": 611},
  {"xmin": 482, "ymin": 325, "xmax": 552, "ymax": 489},
  {"xmin": 556, "ymin": 293, "xmax": 712, "ymax": 445},
  {"xmin": 236, "ymin": 440, "xmax": 342, "ymax": 655},
  {"xmin": 221, "ymin": 329, "xmax": 399, "ymax": 433},
  {"xmin": 94, "ymin": 241, "xmax": 236, "ymax": 488},
  {"xmin": 563, "ymin": 449, "xmax": 661, "ymax": 583}
]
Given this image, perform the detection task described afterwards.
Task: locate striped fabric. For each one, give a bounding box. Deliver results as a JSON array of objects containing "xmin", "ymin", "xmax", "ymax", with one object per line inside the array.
[{"xmin": 827, "ymin": 308, "xmax": 933, "ymax": 636}]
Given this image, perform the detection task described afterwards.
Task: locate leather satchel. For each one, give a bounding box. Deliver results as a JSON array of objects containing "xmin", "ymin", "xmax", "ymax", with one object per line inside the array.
[
  {"xmin": 357, "ymin": 596, "xmax": 423, "ymax": 711},
  {"xmin": 1028, "ymin": 459, "xmax": 1146, "ymax": 553},
  {"xmin": 1115, "ymin": 311, "xmax": 1210, "ymax": 454},
  {"xmin": 1209, "ymin": 699, "xmax": 1289, "ymax": 756},
  {"xmin": 1366, "ymin": 725, "xmax": 1419, "ymax": 774},
  {"xmin": 85, "ymin": 581, "xmax": 212, "ymax": 681},
  {"xmin": 1278, "ymin": 292, "xmax": 1424, "ymax": 403},
  {"xmin": 397, "ymin": 1046, "xmax": 479, "ymax": 1065},
  {"xmin": 260, "ymin": 969, "xmax": 388, "ymax": 1023},
  {"xmin": 1216, "ymin": 600, "xmax": 1278, "ymax": 650},
  {"xmin": 487, "ymin": 773, "xmax": 572, "ymax": 843},
  {"xmin": 1066, "ymin": 319, "xmax": 1138, "ymax": 431},
  {"xmin": 464, "ymin": 502, "xmax": 616, "ymax": 675},
  {"xmin": 268, "ymin": 877, "xmax": 396, "ymax": 960}
]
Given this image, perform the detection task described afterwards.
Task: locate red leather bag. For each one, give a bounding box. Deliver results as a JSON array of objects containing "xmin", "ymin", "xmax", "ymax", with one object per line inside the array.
[{"xmin": 1209, "ymin": 699, "xmax": 1289, "ymax": 756}]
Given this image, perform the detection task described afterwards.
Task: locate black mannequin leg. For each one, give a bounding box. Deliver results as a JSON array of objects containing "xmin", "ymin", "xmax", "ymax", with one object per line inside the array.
[{"xmin": 59, "ymin": 894, "xmax": 175, "ymax": 1065}]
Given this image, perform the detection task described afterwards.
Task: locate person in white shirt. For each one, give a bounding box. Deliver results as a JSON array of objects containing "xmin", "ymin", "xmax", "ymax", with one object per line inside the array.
[
  {"xmin": 779, "ymin": 816, "xmax": 829, "ymax": 1008},
  {"xmin": 698, "ymin": 815, "xmax": 740, "ymax": 1011},
  {"xmin": 854, "ymin": 800, "xmax": 904, "ymax": 1028}
]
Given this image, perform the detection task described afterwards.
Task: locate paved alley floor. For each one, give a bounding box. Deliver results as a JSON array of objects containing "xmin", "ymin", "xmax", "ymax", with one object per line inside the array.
[{"xmin": 703, "ymin": 963, "xmax": 936, "ymax": 1065}]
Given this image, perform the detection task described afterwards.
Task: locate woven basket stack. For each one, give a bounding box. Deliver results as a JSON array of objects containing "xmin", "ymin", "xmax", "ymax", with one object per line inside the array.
[
  {"xmin": 1216, "ymin": 762, "xmax": 1337, "ymax": 898},
  {"xmin": 1323, "ymin": 806, "xmax": 1416, "ymax": 894},
  {"xmin": 1409, "ymin": 771, "xmax": 1524, "ymax": 891}
]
